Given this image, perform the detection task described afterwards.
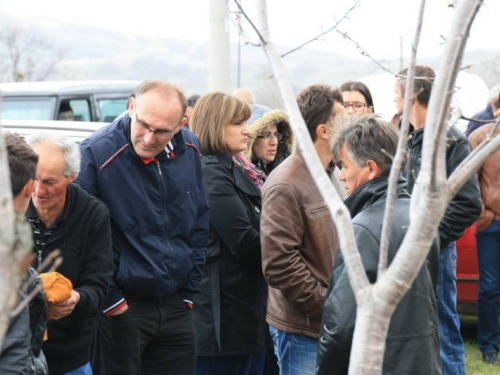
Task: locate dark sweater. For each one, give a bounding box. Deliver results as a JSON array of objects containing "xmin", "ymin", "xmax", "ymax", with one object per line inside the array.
[{"xmin": 27, "ymin": 184, "xmax": 113, "ymax": 374}]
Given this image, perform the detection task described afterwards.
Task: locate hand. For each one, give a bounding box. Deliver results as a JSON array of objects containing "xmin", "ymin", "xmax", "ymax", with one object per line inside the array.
[
  {"xmin": 108, "ymin": 304, "xmax": 129, "ymax": 316},
  {"xmin": 48, "ymin": 290, "xmax": 80, "ymax": 320}
]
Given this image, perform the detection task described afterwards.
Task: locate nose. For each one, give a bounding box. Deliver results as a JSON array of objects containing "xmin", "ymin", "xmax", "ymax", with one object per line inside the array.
[
  {"xmin": 338, "ymin": 168, "xmax": 346, "ymax": 181},
  {"xmin": 269, "ymin": 136, "xmax": 278, "ymax": 145},
  {"xmin": 143, "ymin": 130, "xmax": 156, "ymax": 145},
  {"xmin": 242, "ymin": 124, "xmax": 250, "ymax": 135},
  {"xmin": 34, "ymin": 180, "xmax": 46, "ymax": 196},
  {"xmin": 347, "ymin": 106, "xmax": 355, "ymax": 114}
]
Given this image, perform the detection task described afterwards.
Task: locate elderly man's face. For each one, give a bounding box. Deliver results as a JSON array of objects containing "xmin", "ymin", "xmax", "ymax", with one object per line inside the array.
[
  {"xmin": 338, "ymin": 144, "xmax": 371, "ymax": 195},
  {"xmin": 32, "ymin": 142, "xmax": 75, "ymax": 215},
  {"xmin": 128, "ymin": 91, "xmax": 185, "ymax": 159}
]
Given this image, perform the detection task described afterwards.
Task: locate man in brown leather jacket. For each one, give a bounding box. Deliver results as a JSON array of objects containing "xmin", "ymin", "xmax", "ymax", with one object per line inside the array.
[
  {"xmin": 469, "ymin": 114, "xmax": 500, "ymax": 365},
  {"xmin": 260, "ymin": 84, "xmax": 344, "ymax": 375}
]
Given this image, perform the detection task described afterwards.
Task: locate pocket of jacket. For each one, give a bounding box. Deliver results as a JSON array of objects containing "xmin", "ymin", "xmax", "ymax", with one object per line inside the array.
[{"xmin": 305, "ymin": 201, "xmax": 329, "ymax": 219}]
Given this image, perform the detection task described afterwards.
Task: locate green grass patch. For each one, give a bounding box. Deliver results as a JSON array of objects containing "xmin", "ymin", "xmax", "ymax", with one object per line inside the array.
[{"xmin": 461, "ymin": 315, "xmax": 500, "ymax": 374}]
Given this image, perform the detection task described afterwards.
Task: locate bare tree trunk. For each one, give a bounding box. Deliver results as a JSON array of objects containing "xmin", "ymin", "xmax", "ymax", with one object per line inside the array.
[
  {"xmin": 0, "ymin": 100, "xmax": 34, "ymax": 352},
  {"xmin": 248, "ymin": 0, "xmax": 492, "ymax": 374}
]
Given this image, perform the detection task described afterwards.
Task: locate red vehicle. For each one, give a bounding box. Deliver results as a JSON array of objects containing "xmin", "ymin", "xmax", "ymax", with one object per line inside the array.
[{"xmin": 456, "ymin": 224, "xmax": 480, "ymax": 315}]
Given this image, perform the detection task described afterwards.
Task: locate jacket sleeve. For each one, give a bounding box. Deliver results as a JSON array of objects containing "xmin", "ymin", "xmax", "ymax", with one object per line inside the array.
[
  {"xmin": 317, "ymin": 224, "xmax": 380, "ymax": 375},
  {"xmin": 72, "ymin": 201, "xmax": 114, "ymax": 318},
  {"xmin": 204, "ymin": 163, "xmax": 261, "ymax": 265},
  {"xmin": 261, "ymin": 183, "xmax": 325, "ymax": 321},
  {"xmin": 439, "ymin": 136, "xmax": 482, "ymax": 247},
  {"xmin": 76, "ymin": 140, "xmax": 101, "ymax": 199},
  {"xmin": 179, "ymin": 142, "xmax": 210, "ymax": 302}
]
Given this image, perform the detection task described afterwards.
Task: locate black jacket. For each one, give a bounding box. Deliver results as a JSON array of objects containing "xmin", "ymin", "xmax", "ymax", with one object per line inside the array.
[
  {"xmin": 405, "ymin": 125, "xmax": 482, "ymax": 247},
  {"xmin": 192, "ymin": 153, "xmax": 268, "ymax": 356},
  {"xmin": 0, "ymin": 268, "xmax": 48, "ymax": 375},
  {"xmin": 317, "ymin": 177, "xmax": 441, "ymax": 375},
  {"xmin": 27, "ymin": 184, "xmax": 113, "ymax": 374}
]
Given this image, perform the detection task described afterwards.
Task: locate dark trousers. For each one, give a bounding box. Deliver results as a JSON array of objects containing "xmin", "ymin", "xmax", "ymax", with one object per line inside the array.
[
  {"xmin": 196, "ymin": 355, "xmax": 253, "ymax": 375},
  {"xmin": 92, "ymin": 295, "xmax": 196, "ymax": 375},
  {"xmin": 476, "ymin": 220, "xmax": 500, "ymax": 356}
]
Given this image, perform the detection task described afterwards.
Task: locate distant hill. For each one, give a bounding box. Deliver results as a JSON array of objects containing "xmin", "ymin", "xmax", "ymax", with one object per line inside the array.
[{"xmin": 3, "ymin": 16, "xmax": 500, "ymax": 108}]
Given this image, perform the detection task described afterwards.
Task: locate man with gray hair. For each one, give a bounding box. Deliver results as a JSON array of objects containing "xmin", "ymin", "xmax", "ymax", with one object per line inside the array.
[
  {"xmin": 317, "ymin": 115, "xmax": 441, "ymax": 374},
  {"xmin": 27, "ymin": 134, "xmax": 113, "ymax": 375}
]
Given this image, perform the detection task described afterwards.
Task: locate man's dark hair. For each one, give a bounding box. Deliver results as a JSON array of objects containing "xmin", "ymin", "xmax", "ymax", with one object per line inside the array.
[
  {"xmin": 397, "ymin": 65, "xmax": 435, "ymax": 108},
  {"xmin": 340, "ymin": 81, "xmax": 375, "ymax": 111},
  {"xmin": 5, "ymin": 132, "xmax": 38, "ymax": 196},
  {"xmin": 296, "ymin": 84, "xmax": 339, "ymax": 142},
  {"xmin": 187, "ymin": 94, "xmax": 200, "ymax": 108},
  {"xmin": 331, "ymin": 114, "xmax": 401, "ymax": 175},
  {"xmin": 59, "ymin": 100, "xmax": 73, "ymax": 113}
]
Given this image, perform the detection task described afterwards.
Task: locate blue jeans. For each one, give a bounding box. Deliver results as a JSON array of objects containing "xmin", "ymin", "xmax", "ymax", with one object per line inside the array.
[
  {"xmin": 269, "ymin": 325, "xmax": 318, "ymax": 375},
  {"xmin": 476, "ymin": 220, "xmax": 500, "ymax": 356},
  {"xmin": 60, "ymin": 362, "xmax": 92, "ymax": 375},
  {"xmin": 438, "ymin": 242, "xmax": 465, "ymax": 375}
]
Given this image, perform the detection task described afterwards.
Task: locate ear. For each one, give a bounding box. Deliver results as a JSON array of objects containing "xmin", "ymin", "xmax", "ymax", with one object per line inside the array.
[
  {"xmin": 69, "ymin": 172, "xmax": 78, "ymax": 183},
  {"xmin": 128, "ymin": 97, "xmax": 135, "ymax": 118},
  {"xmin": 316, "ymin": 124, "xmax": 329, "ymax": 140},
  {"xmin": 23, "ymin": 179, "xmax": 35, "ymax": 199},
  {"xmin": 366, "ymin": 160, "xmax": 381, "ymax": 180},
  {"xmin": 178, "ymin": 117, "xmax": 187, "ymax": 131}
]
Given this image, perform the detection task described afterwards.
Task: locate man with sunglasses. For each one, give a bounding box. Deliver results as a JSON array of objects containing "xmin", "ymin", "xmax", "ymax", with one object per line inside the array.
[{"xmin": 77, "ymin": 80, "xmax": 209, "ymax": 375}]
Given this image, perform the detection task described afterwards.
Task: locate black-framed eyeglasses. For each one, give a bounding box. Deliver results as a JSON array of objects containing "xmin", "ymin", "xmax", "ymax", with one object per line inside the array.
[
  {"xmin": 134, "ymin": 106, "xmax": 182, "ymax": 140},
  {"xmin": 342, "ymin": 101, "xmax": 367, "ymax": 112},
  {"xmin": 257, "ymin": 132, "xmax": 283, "ymax": 141}
]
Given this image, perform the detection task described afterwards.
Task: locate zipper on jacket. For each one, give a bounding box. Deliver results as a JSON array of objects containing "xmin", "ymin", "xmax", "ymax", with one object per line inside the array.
[
  {"xmin": 156, "ymin": 161, "xmax": 163, "ymax": 176},
  {"xmin": 38, "ymin": 250, "xmax": 42, "ymax": 263}
]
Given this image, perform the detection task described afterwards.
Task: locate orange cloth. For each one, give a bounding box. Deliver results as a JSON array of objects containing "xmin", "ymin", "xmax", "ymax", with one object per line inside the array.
[
  {"xmin": 40, "ymin": 272, "xmax": 73, "ymax": 340},
  {"xmin": 40, "ymin": 272, "xmax": 73, "ymax": 303}
]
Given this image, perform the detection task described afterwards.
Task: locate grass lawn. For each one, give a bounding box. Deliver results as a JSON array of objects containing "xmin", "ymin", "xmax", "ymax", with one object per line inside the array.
[{"xmin": 461, "ymin": 315, "xmax": 500, "ymax": 375}]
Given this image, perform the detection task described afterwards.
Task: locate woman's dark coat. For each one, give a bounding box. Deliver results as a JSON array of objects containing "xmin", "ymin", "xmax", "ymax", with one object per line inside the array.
[{"xmin": 193, "ymin": 153, "xmax": 268, "ymax": 356}]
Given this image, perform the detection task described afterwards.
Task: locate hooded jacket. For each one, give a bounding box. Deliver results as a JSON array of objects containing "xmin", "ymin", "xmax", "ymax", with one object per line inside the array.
[
  {"xmin": 405, "ymin": 125, "xmax": 482, "ymax": 247},
  {"xmin": 317, "ymin": 177, "xmax": 441, "ymax": 375},
  {"xmin": 244, "ymin": 104, "xmax": 294, "ymax": 175}
]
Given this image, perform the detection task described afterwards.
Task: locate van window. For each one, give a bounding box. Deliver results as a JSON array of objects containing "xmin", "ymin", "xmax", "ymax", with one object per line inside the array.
[
  {"xmin": 97, "ymin": 98, "xmax": 129, "ymax": 122},
  {"xmin": 59, "ymin": 99, "xmax": 91, "ymax": 122},
  {"xmin": 2, "ymin": 98, "xmax": 53, "ymax": 120}
]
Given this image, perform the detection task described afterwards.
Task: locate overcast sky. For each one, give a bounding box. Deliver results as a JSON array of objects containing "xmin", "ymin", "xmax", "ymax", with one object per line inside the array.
[{"xmin": 0, "ymin": 0, "xmax": 498, "ymax": 60}]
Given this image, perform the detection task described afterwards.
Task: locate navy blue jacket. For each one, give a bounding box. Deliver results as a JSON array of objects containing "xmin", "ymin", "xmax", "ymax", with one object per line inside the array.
[
  {"xmin": 466, "ymin": 104, "xmax": 494, "ymax": 137},
  {"xmin": 76, "ymin": 115, "xmax": 209, "ymax": 304}
]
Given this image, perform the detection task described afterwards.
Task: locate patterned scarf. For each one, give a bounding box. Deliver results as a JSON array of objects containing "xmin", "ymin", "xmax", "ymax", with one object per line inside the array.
[{"xmin": 232, "ymin": 153, "xmax": 266, "ymax": 190}]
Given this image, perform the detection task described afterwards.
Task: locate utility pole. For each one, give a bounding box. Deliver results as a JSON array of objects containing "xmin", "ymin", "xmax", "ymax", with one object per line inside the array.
[
  {"xmin": 209, "ymin": 0, "xmax": 231, "ymax": 92},
  {"xmin": 399, "ymin": 35, "xmax": 404, "ymax": 72}
]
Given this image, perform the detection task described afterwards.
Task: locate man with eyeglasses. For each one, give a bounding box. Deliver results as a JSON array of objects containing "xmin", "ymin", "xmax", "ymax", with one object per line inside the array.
[
  {"xmin": 76, "ymin": 80, "xmax": 209, "ymax": 375},
  {"xmin": 260, "ymin": 85, "xmax": 344, "ymax": 375}
]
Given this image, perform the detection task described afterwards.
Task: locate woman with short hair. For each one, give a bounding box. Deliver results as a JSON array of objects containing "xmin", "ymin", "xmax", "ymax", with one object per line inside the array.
[{"xmin": 190, "ymin": 92, "xmax": 268, "ymax": 375}]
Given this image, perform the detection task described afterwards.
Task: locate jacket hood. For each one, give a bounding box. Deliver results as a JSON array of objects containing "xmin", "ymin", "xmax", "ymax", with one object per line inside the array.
[
  {"xmin": 344, "ymin": 175, "xmax": 409, "ymax": 218},
  {"xmin": 244, "ymin": 104, "xmax": 295, "ymax": 164}
]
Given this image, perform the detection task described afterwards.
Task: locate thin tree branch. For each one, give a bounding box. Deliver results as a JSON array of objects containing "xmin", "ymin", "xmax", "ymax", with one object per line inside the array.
[
  {"xmin": 10, "ymin": 257, "xmax": 63, "ymax": 317},
  {"xmin": 254, "ymin": 0, "xmax": 370, "ymax": 298},
  {"xmin": 280, "ymin": 0, "xmax": 361, "ymax": 58},
  {"xmin": 233, "ymin": 0, "xmax": 267, "ymax": 46},
  {"xmin": 378, "ymin": 0, "xmax": 426, "ymax": 277},
  {"xmin": 336, "ymin": 30, "xmax": 397, "ymax": 76}
]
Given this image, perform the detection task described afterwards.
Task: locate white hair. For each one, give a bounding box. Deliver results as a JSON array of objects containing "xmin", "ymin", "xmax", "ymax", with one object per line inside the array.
[{"xmin": 28, "ymin": 133, "xmax": 81, "ymax": 177}]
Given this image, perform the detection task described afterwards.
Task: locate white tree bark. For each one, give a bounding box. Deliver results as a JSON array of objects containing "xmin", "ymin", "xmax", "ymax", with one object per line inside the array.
[{"xmin": 249, "ymin": 0, "xmax": 495, "ymax": 374}]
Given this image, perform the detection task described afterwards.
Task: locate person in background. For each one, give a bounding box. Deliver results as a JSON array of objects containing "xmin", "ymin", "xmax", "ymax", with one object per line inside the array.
[
  {"xmin": 186, "ymin": 94, "xmax": 200, "ymax": 127},
  {"xmin": 190, "ymin": 92, "xmax": 268, "ymax": 375},
  {"xmin": 466, "ymin": 83, "xmax": 500, "ymax": 137},
  {"xmin": 57, "ymin": 102, "xmax": 75, "ymax": 122},
  {"xmin": 396, "ymin": 65, "xmax": 482, "ymax": 375},
  {"xmin": 340, "ymin": 81, "xmax": 375, "ymax": 117},
  {"xmin": 260, "ymin": 84, "xmax": 343, "ymax": 375},
  {"xmin": 0, "ymin": 133, "xmax": 48, "ymax": 375},
  {"xmin": 245, "ymin": 104, "xmax": 294, "ymax": 176},
  {"xmin": 234, "ymin": 88, "xmax": 256, "ymax": 105},
  {"xmin": 317, "ymin": 115, "xmax": 441, "ymax": 375},
  {"xmin": 469, "ymin": 119, "xmax": 500, "ymax": 365}
]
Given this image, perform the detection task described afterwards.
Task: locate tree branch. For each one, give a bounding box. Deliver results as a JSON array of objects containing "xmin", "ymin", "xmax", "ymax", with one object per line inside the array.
[
  {"xmin": 254, "ymin": 0, "xmax": 370, "ymax": 297},
  {"xmin": 280, "ymin": 0, "xmax": 361, "ymax": 58},
  {"xmin": 233, "ymin": 0, "xmax": 268, "ymax": 46},
  {"xmin": 378, "ymin": 0, "xmax": 426, "ymax": 277}
]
